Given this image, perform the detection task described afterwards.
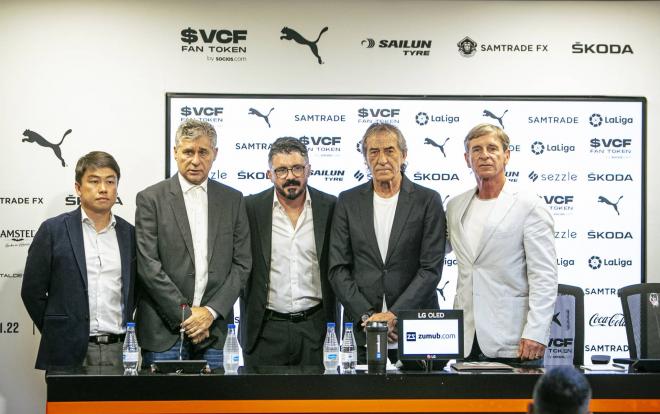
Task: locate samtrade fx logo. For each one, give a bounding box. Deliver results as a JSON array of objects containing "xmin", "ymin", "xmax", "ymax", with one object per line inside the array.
[
  {"xmin": 598, "ymin": 195, "xmax": 623, "ymax": 216},
  {"xmin": 0, "ymin": 196, "xmax": 45, "ymax": 205},
  {"xmin": 180, "ymin": 27, "xmax": 248, "ymax": 63},
  {"xmin": 361, "ymin": 38, "xmax": 432, "ymax": 56},
  {"xmin": 22, "ymin": 129, "xmax": 72, "ymax": 167},
  {"xmin": 482, "ymin": 109, "xmax": 508, "ymax": 129},
  {"xmin": 294, "ymin": 113, "xmax": 346, "ymax": 122},
  {"xmin": 457, "ymin": 36, "xmax": 477, "ymax": 57},
  {"xmin": 415, "ymin": 112, "xmax": 459, "ymax": 126},
  {"xmin": 423, "ymin": 137, "xmax": 450, "ymax": 158},
  {"xmin": 589, "ymin": 113, "xmax": 633, "ymax": 127},
  {"xmin": 588, "ymin": 255, "xmax": 632, "ymax": 270},
  {"xmin": 280, "ymin": 26, "xmax": 328, "ymax": 64},
  {"xmin": 248, "ymin": 107, "xmax": 274, "ymax": 128},
  {"xmin": 357, "ymin": 108, "xmax": 400, "ymax": 124}
]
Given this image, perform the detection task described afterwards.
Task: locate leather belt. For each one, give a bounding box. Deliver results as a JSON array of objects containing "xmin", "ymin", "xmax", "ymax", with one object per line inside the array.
[
  {"xmin": 265, "ymin": 303, "xmax": 323, "ymax": 323},
  {"xmin": 89, "ymin": 333, "xmax": 125, "ymax": 344}
]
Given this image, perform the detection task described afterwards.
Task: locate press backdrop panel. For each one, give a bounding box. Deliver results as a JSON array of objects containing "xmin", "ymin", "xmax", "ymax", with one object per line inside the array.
[{"xmin": 167, "ymin": 94, "xmax": 644, "ymax": 361}]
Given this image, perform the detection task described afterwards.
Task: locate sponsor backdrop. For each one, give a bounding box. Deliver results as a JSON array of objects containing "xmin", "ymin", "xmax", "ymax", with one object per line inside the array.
[
  {"xmin": 2, "ymin": 1, "xmax": 660, "ymax": 412},
  {"xmin": 167, "ymin": 94, "xmax": 644, "ymax": 366}
]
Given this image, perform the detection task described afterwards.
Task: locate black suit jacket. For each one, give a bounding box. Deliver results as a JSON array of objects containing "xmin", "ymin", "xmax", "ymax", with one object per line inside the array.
[
  {"xmin": 240, "ymin": 186, "xmax": 337, "ymax": 354},
  {"xmin": 21, "ymin": 207, "xmax": 136, "ymax": 370},
  {"xmin": 328, "ymin": 175, "xmax": 446, "ymax": 345},
  {"xmin": 135, "ymin": 175, "xmax": 251, "ymax": 352}
]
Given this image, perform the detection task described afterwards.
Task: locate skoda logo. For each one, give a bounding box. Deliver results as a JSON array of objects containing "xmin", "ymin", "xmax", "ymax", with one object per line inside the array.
[
  {"xmin": 531, "ymin": 141, "xmax": 545, "ymax": 155},
  {"xmin": 588, "ymin": 256, "xmax": 602, "ymax": 270},
  {"xmin": 416, "ymin": 112, "xmax": 429, "ymax": 125},
  {"xmin": 589, "ymin": 113, "xmax": 603, "ymax": 127}
]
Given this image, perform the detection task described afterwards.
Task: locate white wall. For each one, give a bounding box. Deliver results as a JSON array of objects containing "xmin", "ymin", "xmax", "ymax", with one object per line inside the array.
[{"xmin": 1, "ymin": 1, "xmax": 658, "ymax": 412}]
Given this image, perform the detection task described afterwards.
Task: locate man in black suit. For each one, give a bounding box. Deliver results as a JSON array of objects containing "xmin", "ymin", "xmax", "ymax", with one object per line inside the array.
[
  {"xmin": 22, "ymin": 151, "xmax": 135, "ymax": 370},
  {"xmin": 240, "ymin": 137, "xmax": 336, "ymax": 368},
  {"xmin": 136, "ymin": 119, "xmax": 250, "ymax": 369},
  {"xmin": 329, "ymin": 123, "xmax": 446, "ymax": 363}
]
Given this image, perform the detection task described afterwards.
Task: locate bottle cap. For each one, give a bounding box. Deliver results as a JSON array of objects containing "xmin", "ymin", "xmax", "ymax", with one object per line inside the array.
[
  {"xmin": 127, "ymin": 322, "xmax": 136, "ymax": 328},
  {"xmin": 228, "ymin": 323, "xmax": 236, "ymax": 329},
  {"xmin": 345, "ymin": 322, "xmax": 353, "ymax": 328},
  {"xmin": 327, "ymin": 322, "xmax": 335, "ymax": 328}
]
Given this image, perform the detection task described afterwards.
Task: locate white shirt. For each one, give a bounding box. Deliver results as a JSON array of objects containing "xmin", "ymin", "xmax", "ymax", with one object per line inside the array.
[
  {"xmin": 462, "ymin": 194, "xmax": 497, "ymax": 257},
  {"xmin": 373, "ymin": 191, "xmax": 400, "ymax": 349},
  {"xmin": 267, "ymin": 189, "xmax": 322, "ymax": 313},
  {"xmin": 81, "ymin": 209, "xmax": 123, "ymax": 335},
  {"xmin": 179, "ymin": 176, "xmax": 217, "ymax": 318}
]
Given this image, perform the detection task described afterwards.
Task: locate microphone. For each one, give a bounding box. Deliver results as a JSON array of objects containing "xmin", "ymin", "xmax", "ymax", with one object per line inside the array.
[{"xmin": 179, "ymin": 303, "xmax": 188, "ymax": 360}]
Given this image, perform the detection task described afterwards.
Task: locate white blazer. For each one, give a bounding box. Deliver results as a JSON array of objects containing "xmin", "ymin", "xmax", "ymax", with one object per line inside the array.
[{"xmin": 446, "ymin": 183, "xmax": 558, "ymax": 358}]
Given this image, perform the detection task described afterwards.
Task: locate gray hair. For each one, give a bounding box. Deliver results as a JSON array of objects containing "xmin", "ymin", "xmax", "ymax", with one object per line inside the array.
[
  {"xmin": 360, "ymin": 123, "xmax": 408, "ymax": 173},
  {"xmin": 464, "ymin": 123, "xmax": 510, "ymax": 152},
  {"xmin": 175, "ymin": 118, "xmax": 218, "ymax": 147},
  {"xmin": 268, "ymin": 137, "xmax": 309, "ymax": 167},
  {"xmin": 532, "ymin": 366, "xmax": 592, "ymax": 414}
]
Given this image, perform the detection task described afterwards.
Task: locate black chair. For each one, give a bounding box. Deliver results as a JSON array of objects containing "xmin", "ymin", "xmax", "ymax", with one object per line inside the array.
[
  {"xmin": 544, "ymin": 284, "xmax": 584, "ymax": 366},
  {"xmin": 618, "ymin": 283, "xmax": 660, "ymax": 359}
]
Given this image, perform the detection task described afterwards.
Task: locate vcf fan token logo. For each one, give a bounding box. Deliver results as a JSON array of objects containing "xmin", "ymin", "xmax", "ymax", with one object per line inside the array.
[
  {"xmin": 589, "ymin": 113, "xmax": 603, "ymax": 127},
  {"xmin": 457, "ymin": 36, "xmax": 477, "ymax": 57},
  {"xmin": 531, "ymin": 141, "xmax": 545, "ymax": 155},
  {"xmin": 588, "ymin": 256, "xmax": 602, "ymax": 270},
  {"xmin": 280, "ymin": 26, "xmax": 328, "ymax": 64},
  {"xmin": 22, "ymin": 128, "xmax": 72, "ymax": 167},
  {"xmin": 416, "ymin": 112, "xmax": 429, "ymax": 125},
  {"xmin": 361, "ymin": 38, "xmax": 376, "ymax": 48}
]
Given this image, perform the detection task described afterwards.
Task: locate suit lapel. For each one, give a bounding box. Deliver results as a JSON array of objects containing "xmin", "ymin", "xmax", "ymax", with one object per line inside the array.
[
  {"xmin": 115, "ymin": 219, "xmax": 132, "ymax": 323},
  {"xmin": 66, "ymin": 208, "xmax": 88, "ymax": 290},
  {"xmin": 384, "ymin": 177, "xmax": 414, "ymax": 265},
  {"xmin": 207, "ymin": 180, "xmax": 221, "ymax": 263},
  {"xmin": 256, "ymin": 189, "xmax": 274, "ymax": 271},
  {"xmin": 309, "ymin": 187, "xmax": 328, "ymax": 261},
  {"xmin": 169, "ymin": 175, "xmax": 195, "ymax": 262},
  {"xmin": 472, "ymin": 186, "xmax": 516, "ymax": 262},
  {"xmin": 359, "ymin": 183, "xmax": 382, "ymax": 264},
  {"xmin": 454, "ymin": 187, "xmax": 478, "ymax": 262}
]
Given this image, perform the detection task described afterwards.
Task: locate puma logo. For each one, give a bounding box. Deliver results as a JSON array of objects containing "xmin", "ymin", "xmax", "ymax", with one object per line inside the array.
[
  {"xmin": 248, "ymin": 107, "xmax": 274, "ymax": 128},
  {"xmin": 482, "ymin": 109, "xmax": 508, "ymax": 129},
  {"xmin": 22, "ymin": 128, "xmax": 72, "ymax": 167},
  {"xmin": 280, "ymin": 26, "xmax": 328, "ymax": 64},
  {"xmin": 598, "ymin": 195, "xmax": 623, "ymax": 215},
  {"xmin": 424, "ymin": 137, "xmax": 450, "ymax": 158},
  {"xmin": 552, "ymin": 312, "xmax": 561, "ymax": 327},
  {"xmin": 436, "ymin": 281, "xmax": 450, "ymax": 302}
]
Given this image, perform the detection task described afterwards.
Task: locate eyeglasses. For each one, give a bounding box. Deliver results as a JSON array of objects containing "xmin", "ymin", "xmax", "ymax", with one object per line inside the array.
[{"xmin": 272, "ymin": 165, "xmax": 306, "ymax": 179}]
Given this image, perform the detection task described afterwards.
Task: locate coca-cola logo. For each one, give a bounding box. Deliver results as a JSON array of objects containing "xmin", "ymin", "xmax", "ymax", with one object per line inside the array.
[{"xmin": 589, "ymin": 313, "xmax": 625, "ymax": 327}]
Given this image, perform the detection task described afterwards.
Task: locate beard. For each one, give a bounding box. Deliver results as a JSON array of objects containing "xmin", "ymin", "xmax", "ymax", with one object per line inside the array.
[{"xmin": 276, "ymin": 179, "xmax": 304, "ymax": 200}]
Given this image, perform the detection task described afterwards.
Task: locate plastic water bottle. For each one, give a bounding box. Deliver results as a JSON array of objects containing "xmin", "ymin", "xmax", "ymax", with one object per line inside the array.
[
  {"xmin": 122, "ymin": 322, "xmax": 139, "ymax": 376},
  {"xmin": 223, "ymin": 324, "xmax": 240, "ymax": 373},
  {"xmin": 340, "ymin": 322, "xmax": 357, "ymax": 373},
  {"xmin": 323, "ymin": 322, "xmax": 340, "ymax": 371}
]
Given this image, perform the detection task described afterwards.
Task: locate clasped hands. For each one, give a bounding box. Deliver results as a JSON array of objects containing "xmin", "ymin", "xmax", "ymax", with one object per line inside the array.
[
  {"xmin": 361, "ymin": 311, "xmax": 398, "ymax": 343},
  {"xmin": 181, "ymin": 306, "xmax": 213, "ymax": 344}
]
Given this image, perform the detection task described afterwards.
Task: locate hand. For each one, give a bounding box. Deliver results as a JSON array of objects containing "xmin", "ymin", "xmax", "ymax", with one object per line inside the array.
[
  {"xmin": 518, "ymin": 338, "xmax": 546, "ymax": 360},
  {"xmin": 363, "ymin": 311, "xmax": 398, "ymax": 343},
  {"xmin": 182, "ymin": 306, "xmax": 214, "ymax": 340},
  {"xmin": 189, "ymin": 328, "xmax": 210, "ymax": 344}
]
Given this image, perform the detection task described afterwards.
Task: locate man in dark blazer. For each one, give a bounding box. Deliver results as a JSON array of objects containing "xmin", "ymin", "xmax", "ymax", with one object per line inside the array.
[
  {"xmin": 240, "ymin": 137, "xmax": 336, "ymax": 367},
  {"xmin": 136, "ymin": 119, "xmax": 250, "ymax": 369},
  {"xmin": 22, "ymin": 151, "xmax": 135, "ymax": 370},
  {"xmin": 329, "ymin": 123, "xmax": 446, "ymax": 363}
]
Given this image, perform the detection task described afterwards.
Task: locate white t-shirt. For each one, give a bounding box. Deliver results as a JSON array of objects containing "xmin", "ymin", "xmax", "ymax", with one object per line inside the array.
[{"xmin": 461, "ymin": 194, "xmax": 497, "ymax": 257}]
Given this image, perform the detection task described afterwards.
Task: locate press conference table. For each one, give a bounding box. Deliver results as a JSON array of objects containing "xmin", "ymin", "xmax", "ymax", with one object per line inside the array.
[{"xmin": 46, "ymin": 365, "xmax": 660, "ymax": 414}]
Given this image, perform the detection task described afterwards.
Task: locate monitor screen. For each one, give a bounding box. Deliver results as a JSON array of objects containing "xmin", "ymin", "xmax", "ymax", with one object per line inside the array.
[{"xmin": 397, "ymin": 309, "xmax": 464, "ymax": 360}]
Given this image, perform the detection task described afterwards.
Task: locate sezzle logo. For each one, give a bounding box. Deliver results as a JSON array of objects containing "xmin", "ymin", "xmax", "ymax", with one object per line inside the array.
[
  {"xmin": 65, "ymin": 195, "xmax": 123, "ymax": 206},
  {"xmin": 248, "ymin": 107, "xmax": 274, "ymax": 128},
  {"xmin": 588, "ymin": 313, "xmax": 625, "ymax": 327},
  {"xmin": 361, "ymin": 38, "xmax": 432, "ymax": 56},
  {"xmin": 555, "ymin": 229, "xmax": 577, "ymax": 239},
  {"xmin": 531, "ymin": 141, "xmax": 575, "ymax": 155},
  {"xmin": 412, "ymin": 171, "xmax": 459, "ymax": 182},
  {"xmin": 482, "ymin": 109, "xmax": 508, "ymax": 129},
  {"xmin": 280, "ymin": 26, "xmax": 328, "ymax": 64},
  {"xmin": 528, "ymin": 171, "xmax": 577, "ymax": 183},
  {"xmin": 0, "ymin": 196, "xmax": 44, "ymax": 205},
  {"xmin": 528, "ymin": 115, "xmax": 579, "ymax": 124},
  {"xmin": 357, "ymin": 108, "xmax": 400, "ymax": 124},
  {"xmin": 180, "ymin": 28, "xmax": 248, "ymax": 62},
  {"xmin": 423, "ymin": 137, "xmax": 450, "ymax": 158},
  {"xmin": 588, "ymin": 173, "xmax": 633, "ymax": 182},
  {"xmin": 457, "ymin": 36, "xmax": 478, "ymax": 57},
  {"xmin": 22, "ymin": 128, "xmax": 72, "ymax": 167},
  {"xmin": 587, "ymin": 230, "xmax": 633, "ymax": 240},
  {"xmin": 598, "ymin": 195, "xmax": 623, "ymax": 216},
  {"xmin": 589, "ymin": 113, "xmax": 633, "ymax": 127},
  {"xmin": 572, "ymin": 42, "xmax": 633, "ymax": 54},
  {"xmin": 557, "ymin": 257, "xmax": 575, "ymax": 267},
  {"xmin": 588, "ymin": 255, "xmax": 632, "ymax": 270},
  {"xmin": 415, "ymin": 111, "xmax": 459, "ymax": 126},
  {"xmin": 294, "ymin": 113, "xmax": 346, "ymax": 122},
  {"xmin": 584, "ymin": 287, "xmax": 617, "ymax": 296},
  {"xmin": 353, "ymin": 170, "xmax": 365, "ymax": 181}
]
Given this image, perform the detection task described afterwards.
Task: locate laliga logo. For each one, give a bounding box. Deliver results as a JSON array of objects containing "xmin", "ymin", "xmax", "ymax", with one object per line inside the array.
[
  {"xmin": 588, "ymin": 256, "xmax": 602, "ymax": 270},
  {"xmin": 589, "ymin": 113, "xmax": 603, "ymax": 127},
  {"xmin": 416, "ymin": 112, "xmax": 429, "ymax": 126},
  {"xmin": 531, "ymin": 141, "xmax": 544, "ymax": 155}
]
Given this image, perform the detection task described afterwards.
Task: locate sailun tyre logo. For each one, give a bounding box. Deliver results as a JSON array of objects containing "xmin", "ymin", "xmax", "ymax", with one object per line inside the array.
[
  {"xmin": 531, "ymin": 141, "xmax": 545, "ymax": 155},
  {"xmin": 589, "ymin": 113, "xmax": 603, "ymax": 127},
  {"xmin": 361, "ymin": 38, "xmax": 376, "ymax": 48},
  {"xmin": 416, "ymin": 112, "xmax": 429, "ymax": 125},
  {"xmin": 588, "ymin": 256, "xmax": 602, "ymax": 270}
]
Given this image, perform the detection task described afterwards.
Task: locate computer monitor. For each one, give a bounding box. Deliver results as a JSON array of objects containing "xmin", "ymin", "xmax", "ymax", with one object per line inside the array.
[{"xmin": 397, "ymin": 309, "xmax": 464, "ymax": 361}]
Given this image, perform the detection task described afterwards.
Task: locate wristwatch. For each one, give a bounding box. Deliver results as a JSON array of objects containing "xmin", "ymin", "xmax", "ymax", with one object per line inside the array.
[{"xmin": 361, "ymin": 309, "xmax": 375, "ymax": 323}]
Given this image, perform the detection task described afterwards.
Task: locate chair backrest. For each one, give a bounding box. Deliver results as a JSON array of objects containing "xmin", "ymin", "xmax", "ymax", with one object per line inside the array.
[
  {"xmin": 544, "ymin": 284, "xmax": 584, "ymax": 366},
  {"xmin": 617, "ymin": 283, "xmax": 660, "ymax": 359}
]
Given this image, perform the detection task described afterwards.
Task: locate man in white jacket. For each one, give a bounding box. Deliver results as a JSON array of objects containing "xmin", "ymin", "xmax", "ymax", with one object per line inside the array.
[{"xmin": 446, "ymin": 123, "xmax": 557, "ymax": 363}]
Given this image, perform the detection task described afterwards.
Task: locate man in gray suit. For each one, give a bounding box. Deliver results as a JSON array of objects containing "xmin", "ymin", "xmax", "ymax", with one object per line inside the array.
[
  {"xmin": 329, "ymin": 123, "xmax": 446, "ymax": 363},
  {"xmin": 135, "ymin": 118, "xmax": 251, "ymax": 369},
  {"xmin": 240, "ymin": 137, "xmax": 336, "ymax": 368}
]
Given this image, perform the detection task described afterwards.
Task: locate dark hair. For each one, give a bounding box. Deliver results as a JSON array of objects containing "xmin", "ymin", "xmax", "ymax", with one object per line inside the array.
[
  {"xmin": 360, "ymin": 122, "xmax": 408, "ymax": 173},
  {"xmin": 75, "ymin": 151, "xmax": 121, "ymax": 184},
  {"xmin": 532, "ymin": 366, "xmax": 592, "ymax": 414},
  {"xmin": 268, "ymin": 137, "xmax": 309, "ymax": 166}
]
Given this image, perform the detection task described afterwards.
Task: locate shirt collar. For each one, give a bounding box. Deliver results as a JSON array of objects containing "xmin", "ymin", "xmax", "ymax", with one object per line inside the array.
[
  {"xmin": 179, "ymin": 174, "xmax": 208, "ymax": 194},
  {"xmin": 272, "ymin": 187, "xmax": 311, "ymax": 210},
  {"xmin": 80, "ymin": 207, "xmax": 116, "ymax": 232}
]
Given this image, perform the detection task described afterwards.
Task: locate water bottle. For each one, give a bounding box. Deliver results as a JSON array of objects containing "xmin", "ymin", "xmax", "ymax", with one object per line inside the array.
[
  {"xmin": 223, "ymin": 324, "xmax": 240, "ymax": 373},
  {"xmin": 340, "ymin": 322, "xmax": 357, "ymax": 373},
  {"xmin": 122, "ymin": 322, "xmax": 139, "ymax": 376},
  {"xmin": 323, "ymin": 322, "xmax": 340, "ymax": 371}
]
